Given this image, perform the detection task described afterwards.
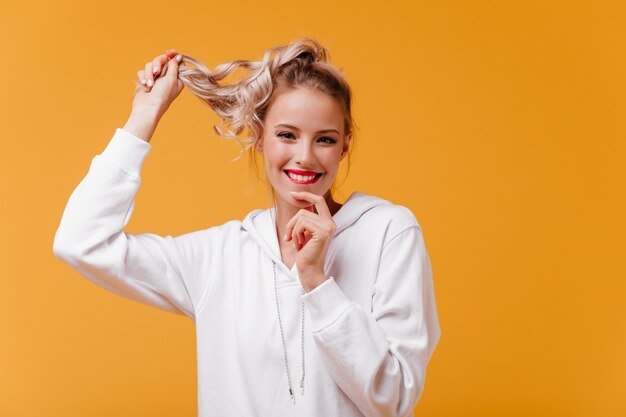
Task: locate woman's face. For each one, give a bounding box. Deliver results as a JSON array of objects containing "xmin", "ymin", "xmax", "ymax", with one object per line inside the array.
[{"xmin": 256, "ymin": 87, "xmax": 350, "ymax": 208}]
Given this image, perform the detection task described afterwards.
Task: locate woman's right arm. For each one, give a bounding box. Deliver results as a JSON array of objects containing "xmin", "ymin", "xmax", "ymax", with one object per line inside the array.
[
  {"xmin": 52, "ymin": 124, "xmax": 212, "ymax": 320},
  {"xmin": 52, "ymin": 51, "xmax": 211, "ymax": 320}
]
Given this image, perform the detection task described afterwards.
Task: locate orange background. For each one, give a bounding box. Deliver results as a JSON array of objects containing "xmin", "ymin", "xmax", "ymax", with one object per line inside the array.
[{"xmin": 1, "ymin": 1, "xmax": 624, "ymax": 416}]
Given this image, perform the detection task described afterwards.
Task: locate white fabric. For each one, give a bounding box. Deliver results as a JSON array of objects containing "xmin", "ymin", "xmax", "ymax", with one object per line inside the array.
[{"xmin": 53, "ymin": 127, "xmax": 441, "ymax": 417}]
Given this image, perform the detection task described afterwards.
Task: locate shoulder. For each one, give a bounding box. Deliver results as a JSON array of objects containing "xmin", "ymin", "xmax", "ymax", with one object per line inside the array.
[
  {"xmin": 211, "ymin": 219, "xmax": 245, "ymax": 241},
  {"xmin": 346, "ymin": 193, "xmax": 423, "ymax": 249},
  {"xmin": 375, "ymin": 203, "xmax": 419, "ymax": 228},
  {"xmin": 359, "ymin": 194, "xmax": 420, "ymax": 230}
]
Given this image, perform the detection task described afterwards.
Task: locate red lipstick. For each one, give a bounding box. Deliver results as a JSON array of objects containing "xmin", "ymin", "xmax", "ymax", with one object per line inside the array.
[
  {"xmin": 285, "ymin": 169, "xmax": 321, "ymax": 175},
  {"xmin": 284, "ymin": 169, "xmax": 323, "ymax": 184}
]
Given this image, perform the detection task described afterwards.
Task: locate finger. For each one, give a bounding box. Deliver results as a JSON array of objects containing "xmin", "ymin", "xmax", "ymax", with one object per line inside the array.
[
  {"xmin": 302, "ymin": 230, "xmax": 313, "ymax": 247},
  {"xmin": 135, "ymin": 70, "xmax": 149, "ymax": 93},
  {"xmin": 284, "ymin": 208, "xmax": 315, "ymax": 242},
  {"xmin": 291, "ymin": 217, "xmax": 318, "ymax": 250},
  {"xmin": 296, "ymin": 226, "xmax": 303, "ymax": 248},
  {"xmin": 291, "ymin": 217, "xmax": 305, "ymax": 249},
  {"xmin": 153, "ymin": 52, "xmax": 177, "ymax": 79},
  {"xmin": 137, "ymin": 70, "xmax": 146, "ymax": 86},
  {"xmin": 291, "ymin": 215, "xmax": 323, "ymax": 249},
  {"xmin": 295, "ymin": 199, "xmax": 316, "ymax": 213},
  {"xmin": 289, "ymin": 191, "xmax": 331, "ymax": 218},
  {"xmin": 296, "ymin": 219, "xmax": 312, "ymax": 246},
  {"xmin": 284, "ymin": 209, "xmax": 302, "ymax": 242},
  {"xmin": 145, "ymin": 61, "xmax": 154, "ymax": 87},
  {"xmin": 165, "ymin": 55, "xmax": 179, "ymax": 81},
  {"xmin": 150, "ymin": 55, "xmax": 165, "ymax": 83},
  {"xmin": 151, "ymin": 54, "xmax": 166, "ymax": 76}
]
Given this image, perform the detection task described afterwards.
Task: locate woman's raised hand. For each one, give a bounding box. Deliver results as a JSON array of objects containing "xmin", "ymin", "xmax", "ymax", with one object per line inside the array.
[
  {"xmin": 123, "ymin": 49, "xmax": 185, "ymax": 143},
  {"xmin": 131, "ymin": 49, "xmax": 185, "ymax": 116}
]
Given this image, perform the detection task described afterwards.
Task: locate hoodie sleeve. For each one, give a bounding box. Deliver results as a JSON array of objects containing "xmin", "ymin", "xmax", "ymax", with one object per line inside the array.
[
  {"xmin": 52, "ymin": 128, "xmax": 208, "ymax": 321},
  {"xmin": 301, "ymin": 222, "xmax": 441, "ymax": 417}
]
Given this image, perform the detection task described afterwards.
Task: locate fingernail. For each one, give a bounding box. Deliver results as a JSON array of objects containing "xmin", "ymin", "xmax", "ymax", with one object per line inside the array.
[
  {"xmin": 176, "ymin": 54, "xmax": 182, "ymax": 62},
  {"xmin": 141, "ymin": 78, "xmax": 146, "ymax": 85},
  {"xmin": 283, "ymin": 234, "xmax": 287, "ymax": 241},
  {"xmin": 153, "ymin": 66, "xmax": 158, "ymax": 73},
  {"xmin": 289, "ymin": 191, "xmax": 297, "ymax": 194},
  {"xmin": 147, "ymin": 79, "xmax": 153, "ymax": 86}
]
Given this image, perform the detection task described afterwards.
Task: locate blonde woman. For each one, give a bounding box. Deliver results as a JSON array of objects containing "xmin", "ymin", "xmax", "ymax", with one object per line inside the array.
[{"xmin": 53, "ymin": 38, "xmax": 441, "ymax": 417}]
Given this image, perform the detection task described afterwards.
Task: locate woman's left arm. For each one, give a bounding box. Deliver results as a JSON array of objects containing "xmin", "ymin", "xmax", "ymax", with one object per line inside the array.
[{"xmin": 302, "ymin": 224, "xmax": 441, "ymax": 417}]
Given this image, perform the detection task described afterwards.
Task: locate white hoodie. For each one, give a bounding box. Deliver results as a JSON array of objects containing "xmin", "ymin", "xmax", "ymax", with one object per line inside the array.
[{"xmin": 53, "ymin": 127, "xmax": 441, "ymax": 417}]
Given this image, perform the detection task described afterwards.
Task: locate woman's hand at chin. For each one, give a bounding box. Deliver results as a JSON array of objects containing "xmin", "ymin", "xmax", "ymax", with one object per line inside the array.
[{"xmin": 284, "ymin": 191, "xmax": 335, "ymax": 292}]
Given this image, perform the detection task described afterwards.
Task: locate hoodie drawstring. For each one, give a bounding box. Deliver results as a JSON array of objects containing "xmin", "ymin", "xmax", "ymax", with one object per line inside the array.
[{"xmin": 272, "ymin": 260, "xmax": 305, "ymax": 404}]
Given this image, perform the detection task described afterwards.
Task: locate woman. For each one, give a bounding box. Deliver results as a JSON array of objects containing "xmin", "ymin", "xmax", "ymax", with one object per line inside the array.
[{"xmin": 53, "ymin": 38, "xmax": 441, "ymax": 417}]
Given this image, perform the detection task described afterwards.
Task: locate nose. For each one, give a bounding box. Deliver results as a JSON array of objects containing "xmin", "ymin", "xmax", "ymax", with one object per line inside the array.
[{"xmin": 295, "ymin": 140, "xmax": 316, "ymax": 169}]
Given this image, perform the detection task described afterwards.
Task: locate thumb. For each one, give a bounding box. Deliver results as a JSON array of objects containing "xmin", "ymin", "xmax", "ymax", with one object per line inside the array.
[{"xmin": 166, "ymin": 56, "xmax": 180, "ymax": 80}]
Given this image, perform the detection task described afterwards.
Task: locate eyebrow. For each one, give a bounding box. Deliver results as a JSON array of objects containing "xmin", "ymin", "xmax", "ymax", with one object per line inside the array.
[{"xmin": 274, "ymin": 123, "xmax": 340, "ymax": 135}]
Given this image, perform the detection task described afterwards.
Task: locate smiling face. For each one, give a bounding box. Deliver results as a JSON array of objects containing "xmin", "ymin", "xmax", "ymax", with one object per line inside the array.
[{"xmin": 255, "ymin": 86, "xmax": 351, "ymax": 209}]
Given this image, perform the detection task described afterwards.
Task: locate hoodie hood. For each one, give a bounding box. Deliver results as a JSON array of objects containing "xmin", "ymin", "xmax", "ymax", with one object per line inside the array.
[{"xmin": 241, "ymin": 191, "xmax": 392, "ymax": 275}]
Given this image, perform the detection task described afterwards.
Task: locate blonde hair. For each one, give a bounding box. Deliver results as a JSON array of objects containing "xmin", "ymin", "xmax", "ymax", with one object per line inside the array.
[{"xmin": 138, "ymin": 38, "xmax": 358, "ymax": 202}]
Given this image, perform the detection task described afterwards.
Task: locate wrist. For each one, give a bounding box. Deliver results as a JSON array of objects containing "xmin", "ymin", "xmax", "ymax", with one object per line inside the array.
[
  {"xmin": 124, "ymin": 107, "xmax": 162, "ymax": 143},
  {"xmin": 300, "ymin": 272, "xmax": 328, "ymax": 293},
  {"xmin": 131, "ymin": 104, "xmax": 164, "ymax": 119}
]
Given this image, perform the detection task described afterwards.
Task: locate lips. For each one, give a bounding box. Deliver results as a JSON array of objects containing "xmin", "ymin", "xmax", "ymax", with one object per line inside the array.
[
  {"xmin": 285, "ymin": 169, "xmax": 321, "ymax": 176},
  {"xmin": 284, "ymin": 170, "xmax": 323, "ymax": 184}
]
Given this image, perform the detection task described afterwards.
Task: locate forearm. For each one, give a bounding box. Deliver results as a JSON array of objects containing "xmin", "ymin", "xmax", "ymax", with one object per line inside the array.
[
  {"xmin": 52, "ymin": 128, "xmax": 198, "ymax": 318},
  {"xmin": 123, "ymin": 106, "xmax": 162, "ymax": 143},
  {"xmin": 302, "ymin": 278, "xmax": 427, "ymax": 417}
]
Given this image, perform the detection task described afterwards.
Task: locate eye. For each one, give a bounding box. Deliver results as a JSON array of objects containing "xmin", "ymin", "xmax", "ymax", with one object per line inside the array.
[
  {"xmin": 318, "ymin": 136, "xmax": 337, "ymax": 144},
  {"xmin": 276, "ymin": 132, "xmax": 336, "ymax": 144},
  {"xmin": 277, "ymin": 132, "xmax": 295, "ymax": 139}
]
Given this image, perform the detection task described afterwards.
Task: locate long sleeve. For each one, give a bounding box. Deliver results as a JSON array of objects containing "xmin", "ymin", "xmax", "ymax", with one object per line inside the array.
[
  {"xmin": 52, "ymin": 128, "xmax": 210, "ymax": 321},
  {"xmin": 302, "ymin": 225, "xmax": 441, "ymax": 417}
]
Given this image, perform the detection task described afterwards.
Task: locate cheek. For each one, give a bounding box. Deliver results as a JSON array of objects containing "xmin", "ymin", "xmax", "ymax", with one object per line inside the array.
[
  {"xmin": 321, "ymin": 151, "xmax": 343, "ymax": 171},
  {"xmin": 264, "ymin": 144, "xmax": 291, "ymax": 169}
]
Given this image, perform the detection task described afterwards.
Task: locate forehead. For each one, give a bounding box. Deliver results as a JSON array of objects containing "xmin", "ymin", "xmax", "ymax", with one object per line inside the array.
[{"xmin": 265, "ymin": 87, "xmax": 343, "ymax": 132}]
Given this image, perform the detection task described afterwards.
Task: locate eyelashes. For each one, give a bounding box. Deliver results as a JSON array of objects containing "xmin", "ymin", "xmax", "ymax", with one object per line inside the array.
[{"xmin": 276, "ymin": 132, "xmax": 337, "ymax": 144}]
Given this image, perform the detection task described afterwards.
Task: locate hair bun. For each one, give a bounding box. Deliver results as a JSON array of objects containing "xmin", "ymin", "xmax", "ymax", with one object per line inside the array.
[{"xmin": 295, "ymin": 50, "xmax": 316, "ymax": 63}]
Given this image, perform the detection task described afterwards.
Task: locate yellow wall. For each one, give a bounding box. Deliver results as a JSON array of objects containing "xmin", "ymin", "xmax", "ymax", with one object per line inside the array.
[{"xmin": 1, "ymin": 0, "xmax": 624, "ymax": 415}]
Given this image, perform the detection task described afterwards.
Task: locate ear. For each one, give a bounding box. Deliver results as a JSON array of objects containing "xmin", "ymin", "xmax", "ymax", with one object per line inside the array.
[{"xmin": 341, "ymin": 133, "xmax": 351, "ymax": 160}]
